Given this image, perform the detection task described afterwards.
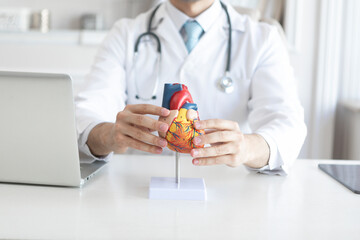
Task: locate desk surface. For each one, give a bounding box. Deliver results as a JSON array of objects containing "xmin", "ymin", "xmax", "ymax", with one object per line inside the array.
[{"xmin": 0, "ymin": 155, "xmax": 359, "ymax": 240}]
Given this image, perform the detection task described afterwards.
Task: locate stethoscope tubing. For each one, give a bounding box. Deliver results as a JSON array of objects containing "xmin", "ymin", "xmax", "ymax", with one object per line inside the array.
[
  {"xmin": 220, "ymin": 1, "xmax": 232, "ymax": 73},
  {"xmin": 133, "ymin": 1, "xmax": 233, "ymax": 100}
]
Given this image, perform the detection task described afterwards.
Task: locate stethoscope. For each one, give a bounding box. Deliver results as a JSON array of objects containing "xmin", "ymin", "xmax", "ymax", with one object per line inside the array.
[{"xmin": 134, "ymin": 1, "xmax": 234, "ymax": 101}]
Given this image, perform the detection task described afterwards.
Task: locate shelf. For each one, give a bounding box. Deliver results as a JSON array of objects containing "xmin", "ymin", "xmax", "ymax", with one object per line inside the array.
[{"xmin": 0, "ymin": 30, "xmax": 108, "ymax": 46}]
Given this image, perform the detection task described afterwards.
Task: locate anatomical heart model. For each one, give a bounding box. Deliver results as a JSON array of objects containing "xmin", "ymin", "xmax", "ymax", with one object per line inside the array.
[{"xmin": 159, "ymin": 83, "xmax": 205, "ymax": 153}]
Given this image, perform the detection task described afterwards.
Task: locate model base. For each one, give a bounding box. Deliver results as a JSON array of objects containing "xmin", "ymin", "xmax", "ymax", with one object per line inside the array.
[{"xmin": 149, "ymin": 177, "xmax": 207, "ymax": 201}]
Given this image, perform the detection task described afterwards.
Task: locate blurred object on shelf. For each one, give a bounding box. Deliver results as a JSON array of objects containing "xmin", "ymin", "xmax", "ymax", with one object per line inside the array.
[
  {"xmin": 258, "ymin": 0, "xmax": 285, "ymax": 22},
  {"xmin": 0, "ymin": 8, "xmax": 31, "ymax": 32},
  {"xmin": 31, "ymin": 9, "xmax": 51, "ymax": 33},
  {"xmin": 233, "ymin": 6, "xmax": 261, "ymax": 21},
  {"xmin": 80, "ymin": 13, "xmax": 104, "ymax": 30},
  {"xmin": 229, "ymin": 0, "xmax": 285, "ymax": 24}
]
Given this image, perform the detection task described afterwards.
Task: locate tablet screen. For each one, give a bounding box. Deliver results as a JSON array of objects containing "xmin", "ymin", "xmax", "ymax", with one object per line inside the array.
[{"xmin": 318, "ymin": 164, "xmax": 360, "ymax": 194}]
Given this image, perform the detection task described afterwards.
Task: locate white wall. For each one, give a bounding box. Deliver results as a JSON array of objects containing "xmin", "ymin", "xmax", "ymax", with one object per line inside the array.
[
  {"xmin": 0, "ymin": 0, "xmax": 157, "ymax": 96},
  {"xmin": 0, "ymin": 0, "xmax": 156, "ymax": 29},
  {"xmin": 0, "ymin": 38, "xmax": 99, "ymax": 95}
]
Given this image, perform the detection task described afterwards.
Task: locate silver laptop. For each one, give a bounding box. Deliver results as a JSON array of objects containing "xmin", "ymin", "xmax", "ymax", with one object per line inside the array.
[{"xmin": 0, "ymin": 71, "xmax": 106, "ymax": 187}]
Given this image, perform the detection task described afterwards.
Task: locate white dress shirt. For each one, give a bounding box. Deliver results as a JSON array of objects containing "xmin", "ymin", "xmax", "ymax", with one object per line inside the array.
[{"xmin": 166, "ymin": 0, "xmax": 222, "ymax": 41}]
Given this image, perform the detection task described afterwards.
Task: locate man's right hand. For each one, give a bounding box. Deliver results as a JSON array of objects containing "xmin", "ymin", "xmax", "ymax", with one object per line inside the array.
[{"xmin": 87, "ymin": 104, "xmax": 170, "ymax": 157}]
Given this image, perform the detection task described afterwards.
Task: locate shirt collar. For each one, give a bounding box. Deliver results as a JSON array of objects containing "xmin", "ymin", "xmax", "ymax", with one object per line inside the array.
[{"xmin": 165, "ymin": 0, "xmax": 222, "ymax": 33}]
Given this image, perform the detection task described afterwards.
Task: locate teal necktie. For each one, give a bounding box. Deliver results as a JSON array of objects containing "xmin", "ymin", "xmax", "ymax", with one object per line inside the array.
[{"xmin": 183, "ymin": 20, "xmax": 204, "ymax": 53}]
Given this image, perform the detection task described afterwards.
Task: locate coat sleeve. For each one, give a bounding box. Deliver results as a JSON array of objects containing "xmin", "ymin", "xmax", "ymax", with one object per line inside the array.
[
  {"xmin": 247, "ymin": 25, "xmax": 307, "ymax": 175},
  {"xmin": 75, "ymin": 20, "xmax": 129, "ymax": 159}
]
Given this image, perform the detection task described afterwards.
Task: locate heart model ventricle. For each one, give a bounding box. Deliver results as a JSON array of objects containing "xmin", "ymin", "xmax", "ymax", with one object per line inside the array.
[
  {"xmin": 158, "ymin": 83, "xmax": 205, "ymax": 153},
  {"xmin": 166, "ymin": 108, "xmax": 204, "ymax": 153}
]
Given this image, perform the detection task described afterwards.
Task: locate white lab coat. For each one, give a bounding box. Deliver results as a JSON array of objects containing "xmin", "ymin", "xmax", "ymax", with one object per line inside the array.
[{"xmin": 75, "ymin": 1, "xmax": 307, "ymax": 175}]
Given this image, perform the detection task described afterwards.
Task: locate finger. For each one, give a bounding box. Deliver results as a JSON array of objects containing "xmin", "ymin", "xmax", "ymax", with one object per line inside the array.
[
  {"xmin": 194, "ymin": 119, "xmax": 240, "ymax": 131},
  {"xmin": 122, "ymin": 135, "xmax": 163, "ymax": 154},
  {"xmin": 191, "ymin": 142, "xmax": 236, "ymax": 158},
  {"xmin": 137, "ymin": 126, "xmax": 157, "ymax": 133},
  {"xmin": 137, "ymin": 126, "xmax": 153, "ymax": 133},
  {"xmin": 121, "ymin": 125, "xmax": 167, "ymax": 148},
  {"xmin": 192, "ymin": 154, "xmax": 236, "ymax": 166},
  {"xmin": 193, "ymin": 131, "xmax": 240, "ymax": 146},
  {"xmin": 205, "ymin": 129, "xmax": 216, "ymax": 134},
  {"xmin": 125, "ymin": 113, "xmax": 169, "ymax": 132},
  {"xmin": 210, "ymin": 142, "xmax": 223, "ymax": 146},
  {"xmin": 126, "ymin": 104, "xmax": 170, "ymax": 116}
]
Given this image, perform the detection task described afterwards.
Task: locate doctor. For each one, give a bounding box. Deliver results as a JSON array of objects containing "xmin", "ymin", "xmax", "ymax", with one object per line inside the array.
[{"xmin": 75, "ymin": 0, "xmax": 307, "ymax": 174}]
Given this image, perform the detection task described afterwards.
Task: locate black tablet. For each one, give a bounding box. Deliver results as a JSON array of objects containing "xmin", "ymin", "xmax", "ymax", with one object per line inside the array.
[{"xmin": 318, "ymin": 164, "xmax": 360, "ymax": 194}]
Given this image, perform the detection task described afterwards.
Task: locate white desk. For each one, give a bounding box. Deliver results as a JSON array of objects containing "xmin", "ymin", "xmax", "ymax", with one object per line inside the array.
[{"xmin": 0, "ymin": 155, "xmax": 359, "ymax": 240}]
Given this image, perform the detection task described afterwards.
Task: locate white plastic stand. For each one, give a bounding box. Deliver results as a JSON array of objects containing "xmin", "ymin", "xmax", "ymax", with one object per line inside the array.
[
  {"xmin": 149, "ymin": 177, "xmax": 207, "ymax": 200},
  {"xmin": 149, "ymin": 153, "xmax": 207, "ymax": 201}
]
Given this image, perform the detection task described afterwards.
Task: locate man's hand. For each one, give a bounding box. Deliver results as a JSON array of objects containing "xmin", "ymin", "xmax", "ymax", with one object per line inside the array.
[
  {"xmin": 190, "ymin": 119, "xmax": 270, "ymax": 168},
  {"xmin": 87, "ymin": 104, "xmax": 170, "ymax": 157}
]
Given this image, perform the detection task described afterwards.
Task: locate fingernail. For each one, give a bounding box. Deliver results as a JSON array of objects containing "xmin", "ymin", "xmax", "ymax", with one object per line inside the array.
[
  {"xmin": 193, "ymin": 137, "xmax": 201, "ymax": 145},
  {"xmin": 193, "ymin": 159, "xmax": 199, "ymax": 165},
  {"xmin": 194, "ymin": 122, "xmax": 201, "ymax": 129},
  {"xmin": 192, "ymin": 149, "xmax": 198, "ymax": 157},
  {"xmin": 159, "ymin": 139, "xmax": 167, "ymax": 147},
  {"xmin": 160, "ymin": 123, "xmax": 168, "ymax": 132},
  {"xmin": 155, "ymin": 148, "xmax": 163, "ymax": 154},
  {"xmin": 161, "ymin": 108, "xmax": 170, "ymax": 116}
]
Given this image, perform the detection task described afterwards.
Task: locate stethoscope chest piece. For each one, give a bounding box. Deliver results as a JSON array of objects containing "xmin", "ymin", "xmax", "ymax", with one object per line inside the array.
[{"xmin": 218, "ymin": 72, "xmax": 234, "ymax": 94}]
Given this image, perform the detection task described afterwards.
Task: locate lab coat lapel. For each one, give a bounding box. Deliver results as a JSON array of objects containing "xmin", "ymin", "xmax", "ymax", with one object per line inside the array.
[{"xmin": 153, "ymin": 5, "xmax": 188, "ymax": 60}]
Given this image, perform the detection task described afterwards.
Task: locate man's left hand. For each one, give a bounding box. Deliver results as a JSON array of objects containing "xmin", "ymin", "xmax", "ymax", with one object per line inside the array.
[{"xmin": 191, "ymin": 119, "xmax": 270, "ymax": 168}]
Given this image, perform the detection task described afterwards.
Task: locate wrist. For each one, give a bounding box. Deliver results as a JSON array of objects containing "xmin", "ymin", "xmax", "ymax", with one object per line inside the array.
[
  {"xmin": 243, "ymin": 134, "xmax": 270, "ymax": 168},
  {"xmin": 87, "ymin": 122, "xmax": 113, "ymax": 157}
]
